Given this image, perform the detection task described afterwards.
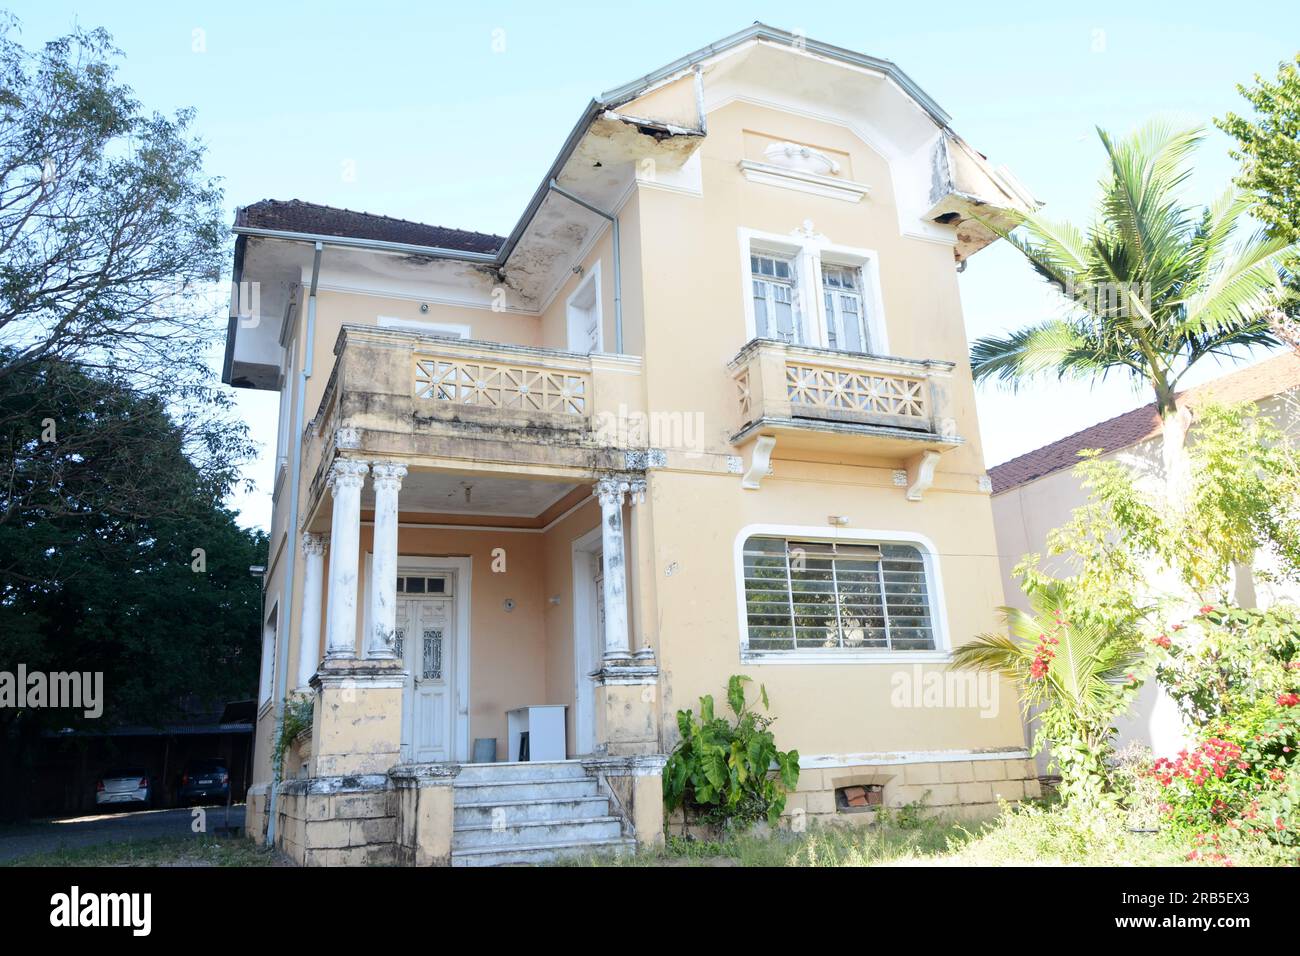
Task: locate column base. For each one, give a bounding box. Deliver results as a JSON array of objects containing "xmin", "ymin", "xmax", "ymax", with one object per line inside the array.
[
  {"xmin": 391, "ymin": 764, "xmax": 460, "ymax": 866},
  {"xmin": 309, "ymin": 658, "xmax": 407, "ymax": 776},
  {"xmin": 583, "ymin": 754, "xmax": 666, "ymax": 849},
  {"xmin": 593, "ymin": 651, "xmax": 660, "ymax": 757}
]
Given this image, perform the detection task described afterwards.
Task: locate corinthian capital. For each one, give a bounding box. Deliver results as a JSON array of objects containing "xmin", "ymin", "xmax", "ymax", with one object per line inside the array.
[
  {"xmin": 594, "ymin": 475, "xmax": 630, "ymax": 508},
  {"xmin": 327, "ymin": 459, "xmax": 369, "ymax": 494},
  {"xmin": 370, "ymin": 460, "xmax": 408, "ymax": 492},
  {"xmin": 301, "ymin": 532, "xmax": 328, "ymax": 557}
]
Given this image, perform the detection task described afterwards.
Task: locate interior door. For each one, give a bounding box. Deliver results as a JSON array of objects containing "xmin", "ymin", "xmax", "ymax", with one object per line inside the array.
[
  {"xmin": 575, "ymin": 550, "xmax": 603, "ymax": 755},
  {"xmin": 397, "ymin": 596, "xmax": 454, "ymax": 763}
]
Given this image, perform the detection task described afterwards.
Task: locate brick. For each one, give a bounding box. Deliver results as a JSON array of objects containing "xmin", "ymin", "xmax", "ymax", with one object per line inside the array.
[
  {"xmin": 1023, "ymin": 778, "xmax": 1042, "ymax": 799},
  {"xmin": 351, "ymin": 816, "xmax": 396, "ymax": 845},
  {"xmin": 804, "ymin": 790, "xmax": 835, "ymax": 815},
  {"xmin": 304, "ymin": 819, "xmax": 351, "ymax": 850},
  {"xmin": 305, "ymin": 795, "xmax": 332, "ymax": 821},
  {"xmin": 957, "ymin": 782, "xmax": 993, "ymax": 804},
  {"xmin": 903, "ymin": 762, "xmax": 943, "ymax": 785},
  {"xmin": 782, "ymin": 792, "xmax": 807, "ymax": 814},
  {"xmin": 335, "ymin": 792, "xmax": 390, "ymax": 819},
  {"xmin": 939, "ymin": 761, "xmax": 975, "ymax": 783},
  {"xmin": 794, "ymin": 769, "xmax": 823, "ymax": 792},
  {"xmin": 991, "ymin": 779, "xmax": 1024, "ymax": 801},
  {"xmin": 972, "ymin": 760, "xmax": 1005, "ymax": 781},
  {"xmin": 1008, "ymin": 759, "xmax": 1035, "ymax": 780},
  {"xmin": 922, "ymin": 783, "xmax": 959, "ymax": 806},
  {"xmin": 886, "ymin": 784, "xmax": 931, "ymax": 807}
]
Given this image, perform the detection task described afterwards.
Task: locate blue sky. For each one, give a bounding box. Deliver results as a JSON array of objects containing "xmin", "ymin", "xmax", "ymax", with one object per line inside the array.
[{"xmin": 9, "ymin": 1, "xmax": 1299, "ymax": 528}]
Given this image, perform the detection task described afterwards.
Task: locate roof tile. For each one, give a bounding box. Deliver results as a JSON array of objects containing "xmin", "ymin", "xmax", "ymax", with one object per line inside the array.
[
  {"xmin": 988, "ymin": 352, "xmax": 1300, "ymax": 494},
  {"xmin": 234, "ymin": 199, "xmax": 503, "ymax": 255}
]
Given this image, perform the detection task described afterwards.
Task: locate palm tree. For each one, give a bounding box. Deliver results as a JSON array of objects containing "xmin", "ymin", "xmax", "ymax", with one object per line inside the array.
[
  {"xmin": 971, "ymin": 122, "xmax": 1298, "ymax": 502},
  {"xmin": 952, "ymin": 583, "xmax": 1143, "ymax": 806}
]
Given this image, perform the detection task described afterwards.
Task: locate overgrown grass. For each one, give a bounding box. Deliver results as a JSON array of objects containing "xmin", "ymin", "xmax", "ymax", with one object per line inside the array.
[
  {"xmin": 566, "ymin": 800, "xmax": 1232, "ymax": 867},
  {"xmin": 567, "ymin": 811, "xmax": 972, "ymax": 867},
  {"xmin": 3, "ymin": 835, "xmax": 275, "ymax": 867}
]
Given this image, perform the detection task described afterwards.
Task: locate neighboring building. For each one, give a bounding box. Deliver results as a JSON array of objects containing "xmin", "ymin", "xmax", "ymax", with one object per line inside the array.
[
  {"xmin": 224, "ymin": 24, "xmax": 1040, "ymax": 866},
  {"xmin": 991, "ymin": 352, "xmax": 1300, "ymax": 764}
]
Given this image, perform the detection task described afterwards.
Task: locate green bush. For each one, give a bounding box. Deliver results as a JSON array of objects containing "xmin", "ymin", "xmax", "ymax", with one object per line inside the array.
[{"xmin": 663, "ymin": 675, "xmax": 799, "ymax": 830}]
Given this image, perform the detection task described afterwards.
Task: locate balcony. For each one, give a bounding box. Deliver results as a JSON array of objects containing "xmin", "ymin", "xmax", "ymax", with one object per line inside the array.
[
  {"xmin": 727, "ymin": 338, "xmax": 961, "ymax": 459},
  {"xmin": 302, "ymin": 326, "xmax": 645, "ymax": 506}
]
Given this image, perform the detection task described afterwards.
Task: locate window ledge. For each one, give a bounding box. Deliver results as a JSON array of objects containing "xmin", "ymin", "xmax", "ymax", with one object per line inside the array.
[
  {"xmin": 740, "ymin": 650, "xmax": 953, "ymax": 666},
  {"xmin": 737, "ymin": 160, "xmax": 870, "ymax": 203}
]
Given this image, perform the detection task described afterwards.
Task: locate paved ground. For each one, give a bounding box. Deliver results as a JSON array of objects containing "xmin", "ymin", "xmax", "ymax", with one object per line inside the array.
[{"xmin": 0, "ymin": 804, "xmax": 246, "ymax": 864}]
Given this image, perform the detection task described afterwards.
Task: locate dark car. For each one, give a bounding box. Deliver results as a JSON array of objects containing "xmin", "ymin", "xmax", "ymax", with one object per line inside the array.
[
  {"xmin": 178, "ymin": 759, "xmax": 231, "ymax": 806},
  {"xmin": 96, "ymin": 767, "xmax": 154, "ymax": 810}
]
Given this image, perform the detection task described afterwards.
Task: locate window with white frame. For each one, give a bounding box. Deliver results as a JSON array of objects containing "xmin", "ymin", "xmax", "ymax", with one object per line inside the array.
[
  {"xmin": 258, "ymin": 604, "xmax": 278, "ymax": 705},
  {"xmin": 750, "ymin": 254, "xmax": 804, "ymax": 344},
  {"xmin": 741, "ymin": 535, "xmax": 935, "ymax": 653},
  {"xmin": 821, "ymin": 263, "xmax": 871, "ymax": 353},
  {"xmin": 274, "ymin": 341, "xmax": 296, "ymax": 471},
  {"xmin": 740, "ymin": 229, "xmax": 886, "ymax": 355}
]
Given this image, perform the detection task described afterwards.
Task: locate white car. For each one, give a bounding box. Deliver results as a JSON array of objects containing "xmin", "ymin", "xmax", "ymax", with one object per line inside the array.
[{"xmin": 95, "ymin": 767, "xmax": 154, "ymax": 809}]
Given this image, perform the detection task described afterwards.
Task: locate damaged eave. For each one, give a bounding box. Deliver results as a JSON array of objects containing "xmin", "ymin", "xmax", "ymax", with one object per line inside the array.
[
  {"xmin": 927, "ymin": 130, "xmax": 1041, "ymax": 262},
  {"xmin": 498, "ymin": 107, "xmax": 705, "ymax": 303}
]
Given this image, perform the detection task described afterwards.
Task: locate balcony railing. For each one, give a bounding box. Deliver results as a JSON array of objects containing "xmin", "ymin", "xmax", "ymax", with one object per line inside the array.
[
  {"xmin": 728, "ymin": 338, "xmax": 958, "ymax": 445},
  {"xmin": 413, "ymin": 353, "xmax": 591, "ymax": 417},
  {"xmin": 299, "ymin": 327, "xmax": 644, "ymax": 501}
]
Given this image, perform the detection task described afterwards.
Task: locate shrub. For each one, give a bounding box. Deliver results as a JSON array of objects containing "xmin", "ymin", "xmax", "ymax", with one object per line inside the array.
[
  {"xmin": 1159, "ymin": 605, "xmax": 1300, "ymax": 727},
  {"xmin": 663, "ymin": 675, "xmax": 799, "ymax": 830}
]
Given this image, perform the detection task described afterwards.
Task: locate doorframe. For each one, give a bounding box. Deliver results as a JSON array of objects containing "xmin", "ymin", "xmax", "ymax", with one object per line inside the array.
[
  {"xmin": 364, "ymin": 553, "xmax": 472, "ymax": 762},
  {"xmin": 571, "ymin": 526, "xmax": 604, "ymax": 756},
  {"xmin": 565, "ymin": 260, "xmax": 603, "ymax": 354}
]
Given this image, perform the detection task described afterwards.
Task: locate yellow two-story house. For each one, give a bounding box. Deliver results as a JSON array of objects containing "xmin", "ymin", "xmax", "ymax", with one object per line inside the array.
[{"xmin": 225, "ymin": 24, "xmax": 1041, "ymax": 866}]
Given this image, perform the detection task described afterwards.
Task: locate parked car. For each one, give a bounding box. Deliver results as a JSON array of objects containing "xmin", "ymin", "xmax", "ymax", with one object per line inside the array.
[
  {"xmin": 95, "ymin": 767, "xmax": 154, "ymax": 809},
  {"xmin": 178, "ymin": 759, "xmax": 230, "ymax": 806}
]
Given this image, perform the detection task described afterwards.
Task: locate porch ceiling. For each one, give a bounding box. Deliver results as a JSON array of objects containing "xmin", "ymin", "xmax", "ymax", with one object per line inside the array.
[{"xmin": 360, "ymin": 471, "xmax": 581, "ymax": 519}]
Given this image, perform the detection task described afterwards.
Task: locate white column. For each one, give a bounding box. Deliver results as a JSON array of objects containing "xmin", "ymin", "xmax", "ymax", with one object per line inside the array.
[
  {"xmin": 325, "ymin": 459, "xmax": 368, "ymax": 660},
  {"xmin": 297, "ymin": 532, "xmax": 328, "ymax": 687},
  {"xmin": 595, "ymin": 476, "xmax": 631, "ymax": 661},
  {"xmin": 367, "ymin": 461, "xmax": 407, "ymax": 659}
]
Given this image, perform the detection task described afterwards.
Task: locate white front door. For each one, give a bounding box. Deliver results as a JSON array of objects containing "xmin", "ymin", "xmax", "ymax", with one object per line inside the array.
[{"xmin": 397, "ymin": 594, "xmax": 454, "ymax": 763}]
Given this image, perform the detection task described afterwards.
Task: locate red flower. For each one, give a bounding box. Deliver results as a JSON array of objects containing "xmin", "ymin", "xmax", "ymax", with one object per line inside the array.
[
  {"xmin": 1269, "ymin": 769, "xmax": 1285, "ymax": 783},
  {"xmin": 1277, "ymin": 693, "xmax": 1300, "ymax": 708},
  {"xmin": 1199, "ymin": 605, "xmax": 1215, "ymax": 615},
  {"xmin": 1152, "ymin": 635, "xmax": 1171, "ymax": 649}
]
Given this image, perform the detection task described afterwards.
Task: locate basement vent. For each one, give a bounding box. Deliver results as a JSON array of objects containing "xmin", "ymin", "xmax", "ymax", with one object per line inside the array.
[{"xmin": 835, "ymin": 785, "xmax": 883, "ymax": 812}]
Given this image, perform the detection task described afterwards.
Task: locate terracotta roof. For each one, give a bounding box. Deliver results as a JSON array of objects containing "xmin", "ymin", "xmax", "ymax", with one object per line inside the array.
[
  {"xmin": 988, "ymin": 352, "xmax": 1300, "ymax": 494},
  {"xmin": 234, "ymin": 199, "xmax": 504, "ymax": 255}
]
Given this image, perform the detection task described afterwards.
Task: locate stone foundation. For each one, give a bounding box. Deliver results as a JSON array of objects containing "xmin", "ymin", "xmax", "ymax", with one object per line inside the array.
[
  {"xmin": 583, "ymin": 754, "xmax": 666, "ymax": 849},
  {"xmin": 245, "ymin": 783, "xmax": 270, "ymax": 845},
  {"xmin": 392, "ymin": 764, "xmax": 459, "ymax": 866},
  {"xmin": 667, "ymin": 753, "xmax": 1039, "ymax": 836},
  {"xmin": 785, "ymin": 754, "xmax": 1040, "ymax": 826},
  {"xmin": 275, "ymin": 774, "xmax": 397, "ymax": 866}
]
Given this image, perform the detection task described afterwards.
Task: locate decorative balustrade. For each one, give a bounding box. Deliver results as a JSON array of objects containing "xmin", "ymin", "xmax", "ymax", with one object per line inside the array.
[
  {"xmin": 414, "ymin": 356, "xmax": 590, "ymax": 416},
  {"xmin": 784, "ymin": 360, "xmax": 929, "ymax": 425},
  {"xmin": 728, "ymin": 338, "xmax": 958, "ymax": 444}
]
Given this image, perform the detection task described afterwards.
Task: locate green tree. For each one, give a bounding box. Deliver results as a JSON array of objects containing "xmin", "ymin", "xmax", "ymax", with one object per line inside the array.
[
  {"xmin": 0, "ymin": 356, "xmax": 266, "ymax": 821},
  {"xmin": 1217, "ymin": 54, "xmax": 1300, "ymax": 245},
  {"xmin": 969, "ymin": 122, "xmax": 1298, "ymax": 502}
]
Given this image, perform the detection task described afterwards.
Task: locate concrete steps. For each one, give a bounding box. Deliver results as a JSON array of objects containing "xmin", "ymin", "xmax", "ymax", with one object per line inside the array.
[{"xmin": 450, "ymin": 760, "xmax": 633, "ymax": 866}]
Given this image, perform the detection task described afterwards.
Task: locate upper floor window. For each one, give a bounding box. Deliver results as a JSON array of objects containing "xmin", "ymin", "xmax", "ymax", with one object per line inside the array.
[
  {"xmin": 750, "ymin": 254, "xmax": 803, "ymax": 345},
  {"xmin": 821, "ymin": 264, "xmax": 869, "ymax": 353},
  {"xmin": 740, "ymin": 229, "xmax": 887, "ymax": 355},
  {"xmin": 741, "ymin": 535, "xmax": 936, "ymax": 654}
]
